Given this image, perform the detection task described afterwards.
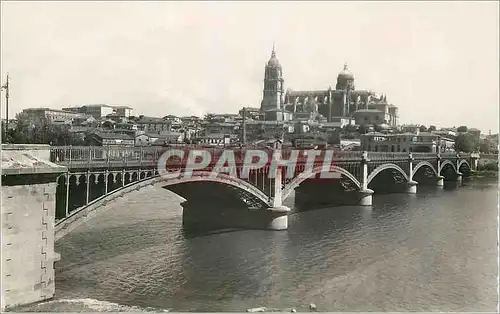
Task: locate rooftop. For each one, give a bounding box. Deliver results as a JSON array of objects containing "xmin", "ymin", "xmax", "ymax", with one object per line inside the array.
[{"xmin": 93, "ymin": 132, "xmax": 134, "ymax": 140}]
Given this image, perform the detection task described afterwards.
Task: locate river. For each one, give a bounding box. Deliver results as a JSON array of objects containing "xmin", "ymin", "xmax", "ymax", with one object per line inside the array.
[{"xmin": 44, "ymin": 178, "xmax": 498, "ymax": 312}]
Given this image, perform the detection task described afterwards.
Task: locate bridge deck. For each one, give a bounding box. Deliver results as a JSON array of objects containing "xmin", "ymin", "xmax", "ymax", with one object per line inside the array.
[{"xmin": 50, "ymin": 146, "xmax": 472, "ymax": 170}]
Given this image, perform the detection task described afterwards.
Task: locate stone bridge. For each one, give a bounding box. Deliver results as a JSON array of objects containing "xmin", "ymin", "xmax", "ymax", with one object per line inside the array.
[
  {"xmin": 47, "ymin": 145, "xmax": 479, "ymax": 239},
  {"xmin": 0, "ymin": 144, "xmax": 485, "ymax": 310}
]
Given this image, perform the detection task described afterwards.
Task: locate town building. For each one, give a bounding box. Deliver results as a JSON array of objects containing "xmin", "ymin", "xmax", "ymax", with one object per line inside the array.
[
  {"xmin": 63, "ymin": 104, "xmax": 133, "ymax": 119},
  {"xmin": 195, "ymin": 133, "xmax": 239, "ymax": 146},
  {"xmin": 135, "ymin": 132, "xmax": 183, "ymax": 146},
  {"xmin": 20, "ymin": 108, "xmax": 82, "ymax": 125},
  {"xmin": 86, "ymin": 132, "xmax": 135, "ymax": 146},
  {"xmin": 239, "ymin": 107, "xmax": 262, "ymax": 120},
  {"xmin": 360, "ymin": 131, "xmax": 455, "ymax": 153},
  {"xmin": 113, "ymin": 106, "xmax": 133, "ymax": 118},
  {"xmin": 63, "ymin": 104, "xmax": 116, "ymax": 119},
  {"xmin": 135, "ymin": 116, "xmax": 172, "ymax": 133}
]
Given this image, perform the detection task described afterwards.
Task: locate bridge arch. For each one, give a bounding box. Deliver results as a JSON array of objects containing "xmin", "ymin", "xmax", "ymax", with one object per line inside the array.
[
  {"xmin": 367, "ymin": 163, "xmax": 409, "ymax": 186},
  {"xmin": 439, "ymin": 160, "xmax": 457, "ymax": 174},
  {"xmin": 281, "ymin": 165, "xmax": 361, "ymax": 201},
  {"xmin": 412, "ymin": 161, "xmax": 439, "ymax": 177},
  {"xmin": 55, "ymin": 172, "xmax": 271, "ymax": 241},
  {"xmin": 457, "ymin": 159, "xmax": 471, "ymax": 171}
]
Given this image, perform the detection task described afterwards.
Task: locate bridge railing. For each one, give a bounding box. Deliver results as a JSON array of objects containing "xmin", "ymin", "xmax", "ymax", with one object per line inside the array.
[
  {"xmin": 50, "ymin": 146, "xmax": 161, "ymax": 164},
  {"xmin": 367, "ymin": 152, "xmax": 408, "ymax": 161},
  {"xmin": 50, "ymin": 146, "xmax": 476, "ymax": 167}
]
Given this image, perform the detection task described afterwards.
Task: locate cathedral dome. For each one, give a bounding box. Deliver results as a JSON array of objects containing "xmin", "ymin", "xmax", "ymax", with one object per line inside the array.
[{"xmin": 337, "ymin": 62, "xmax": 354, "ymax": 80}]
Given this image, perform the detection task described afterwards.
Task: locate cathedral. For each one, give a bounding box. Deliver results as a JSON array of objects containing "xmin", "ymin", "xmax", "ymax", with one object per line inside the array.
[{"xmin": 259, "ymin": 47, "xmax": 399, "ymax": 127}]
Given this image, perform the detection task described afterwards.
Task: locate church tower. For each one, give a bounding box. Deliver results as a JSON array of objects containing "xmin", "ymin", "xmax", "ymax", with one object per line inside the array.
[
  {"xmin": 335, "ymin": 62, "xmax": 355, "ymax": 117},
  {"xmin": 260, "ymin": 45, "xmax": 284, "ymax": 113}
]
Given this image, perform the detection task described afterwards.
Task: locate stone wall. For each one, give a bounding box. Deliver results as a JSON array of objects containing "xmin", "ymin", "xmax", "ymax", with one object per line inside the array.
[
  {"xmin": 1, "ymin": 182, "xmax": 60, "ymax": 310},
  {"xmin": 1, "ymin": 148, "xmax": 66, "ymax": 311}
]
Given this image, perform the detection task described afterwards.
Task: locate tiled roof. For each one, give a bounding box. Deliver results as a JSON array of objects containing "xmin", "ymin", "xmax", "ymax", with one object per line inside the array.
[{"xmin": 93, "ymin": 132, "xmax": 134, "ymax": 140}]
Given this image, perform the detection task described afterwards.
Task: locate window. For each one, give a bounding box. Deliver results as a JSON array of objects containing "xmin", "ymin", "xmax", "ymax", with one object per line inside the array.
[{"xmin": 375, "ymin": 116, "xmax": 379, "ymax": 120}]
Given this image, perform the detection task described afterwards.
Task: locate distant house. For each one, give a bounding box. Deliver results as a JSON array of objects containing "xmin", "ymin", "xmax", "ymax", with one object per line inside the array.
[
  {"xmin": 136, "ymin": 116, "xmax": 172, "ymax": 133},
  {"xmin": 135, "ymin": 132, "xmax": 183, "ymax": 146},
  {"xmin": 87, "ymin": 132, "xmax": 135, "ymax": 146},
  {"xmin": 195, "ymin": 133, "xmax": 239, "ymax": 146},
  {"xmin": 162, "ymin": 132, "xmax": 184, "ymax": 144}
]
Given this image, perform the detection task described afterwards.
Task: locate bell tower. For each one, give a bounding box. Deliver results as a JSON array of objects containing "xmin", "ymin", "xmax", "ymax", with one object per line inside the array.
[{"xmin": 260, "ymin": 44, "xmax": 284, "ymax": 113}]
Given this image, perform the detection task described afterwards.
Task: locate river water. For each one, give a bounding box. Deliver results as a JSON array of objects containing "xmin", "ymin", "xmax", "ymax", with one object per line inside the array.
[{"xmin": 51, "ymin": 178, "xmax": 498, "ymax": 312}]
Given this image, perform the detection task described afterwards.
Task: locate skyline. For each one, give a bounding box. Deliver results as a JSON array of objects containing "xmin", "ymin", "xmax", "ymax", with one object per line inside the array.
[{"xmin": 1, "ymin": 1, "xmax": 498, "ymax": 133}]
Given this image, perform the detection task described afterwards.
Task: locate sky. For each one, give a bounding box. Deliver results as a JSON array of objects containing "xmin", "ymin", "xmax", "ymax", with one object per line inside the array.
[{"xmin": 1, "ymin": 1, "xmax": 499, "ymax": 133}]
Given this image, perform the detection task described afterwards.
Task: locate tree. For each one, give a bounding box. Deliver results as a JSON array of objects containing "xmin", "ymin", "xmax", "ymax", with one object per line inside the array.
[
  {"xmin": 479, "ymin": 139, "xmax": 494, "ymax": 153},
  {"xmin": 428, "ymin": 125, "xmax": 437, "ymax": 132},
  {"xmin": 358, "ymin": 124, "xmax": 369, "ymax": 134},
  {"xmin": 419, "ymin": 125, "xmax": 428, "ymax": 132},
  {"xmin": 454, "ymin": 133, "xmax": 478, "ymax": 153},
  {"xmin": 6, "ymin": 114, "xmax": 82, "ymax": 145},
  {"xmin": 342, "ymin": 124, "xmax": 358, "ymax": 133},
  {"xmin": 457, "ymin": 125, "xmax": 468, "ymax": 133}
]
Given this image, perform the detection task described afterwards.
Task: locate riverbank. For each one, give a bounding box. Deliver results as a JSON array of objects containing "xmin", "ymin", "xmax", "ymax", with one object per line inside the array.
[
  {"xmin": 10, "ymin": 299, "xmax": 313, "ymax": 313},
  {"xmin": 9, "ymin": 298, "xmax": 169, "ymax": 312},
  {"xmin": 469, "ymin": 170, "xmax": 498, "ymax": 179}
]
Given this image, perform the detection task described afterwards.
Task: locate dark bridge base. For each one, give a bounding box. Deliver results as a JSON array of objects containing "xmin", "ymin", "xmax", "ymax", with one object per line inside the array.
[
  {"xmin": 181, "ymin": 201, "xmax": 289, "ymax": 232},
  {"xmin": 294, "ymin": 179, "xmax": 374, "ymax": 209},
  {"xmin": 294, "ymin": 181, "xmax": 360, "ymax": 210}
]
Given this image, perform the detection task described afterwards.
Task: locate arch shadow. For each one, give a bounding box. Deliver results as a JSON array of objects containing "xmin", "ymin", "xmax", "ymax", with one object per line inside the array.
[
  {"xmin": 367, "ymin": 163, "xmax": 409, "ymax": 187},
  {"xmin": 281, "ymin": 165, "xmax": 361, "ymax": 201},
  {"xmin": 55, "ymin": 172, "xmax": 274, "ymax": 241}
]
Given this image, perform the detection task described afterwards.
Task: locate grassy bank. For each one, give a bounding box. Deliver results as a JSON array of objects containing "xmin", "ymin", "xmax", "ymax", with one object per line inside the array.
[
  {"xmin": 470, "ymin": 170, "xmax": 498, "ymax": 179},
  {"xmin": 470, "ymin": 161, "xmax": 498, "ymax": 179}
]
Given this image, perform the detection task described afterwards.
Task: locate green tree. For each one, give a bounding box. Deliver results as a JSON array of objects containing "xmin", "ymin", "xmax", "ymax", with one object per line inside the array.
[
  {"xmin": 457, "ymin": 125, "xmax": 468, "ymax": 133},
  {"xmin": 7, "ymin": 114, "xmax": 81, "ymax": 145},
  {"xmin": 358, "ymin": 124, "xmax": 369, "ymax": 134},
  {"xmin": 342, "ymin": 124, "xmax": 358, "ymax": 133},
  {"xmin": 479, "ymin": 139, "xmax": 494, "ymax": 153},
  {"xmin": 454, "ymin": 133, "xmax": 478, "ymax": 153}
]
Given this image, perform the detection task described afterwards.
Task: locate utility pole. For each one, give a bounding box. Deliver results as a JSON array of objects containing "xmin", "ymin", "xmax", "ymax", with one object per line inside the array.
[
  {"xmin": 1, "ymin": 73, "xmax": 10, "ymax": 140},
  {"xmin": 241, "ymin": 107, "xmax": 247, "ymax": 146}
]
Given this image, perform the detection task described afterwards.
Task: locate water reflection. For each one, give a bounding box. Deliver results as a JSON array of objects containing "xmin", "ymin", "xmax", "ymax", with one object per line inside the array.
[{"xmin": 54, "ymin": 179, "xmax": 498, "ymax": 312}]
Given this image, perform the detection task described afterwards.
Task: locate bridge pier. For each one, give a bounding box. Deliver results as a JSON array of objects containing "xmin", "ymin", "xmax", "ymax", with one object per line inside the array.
[
  {"xmin": 267, "ymin": 161, "xmax": 290, "ymax": 229},
  {"xmin": 358, "ymin": 189, "xmax": 374, "ymax": 206},
  {"xmin": 456, "ymin": 172, "xmax": 463, "ymax": 182},
  {"xmin": 359, "ymin": 152, "xmax": 374, "ymax": 206},
  {"xmin": 264, "ymin": 206, "xmax": 290, "ymax": 230},
  {"xmin": 1, "ymin": 146, "xmax": 67, "ymax": 310},
  {"xmin": 436, "ymin": 175, "xmax": 445, "ymax": 187},
  {"xmin": 406, "ymin": 181, "xmax": 418, "ymax": 194},
  {"xmin": 406, "ymin": 153, "xmax": 418, "ymax": 194}
]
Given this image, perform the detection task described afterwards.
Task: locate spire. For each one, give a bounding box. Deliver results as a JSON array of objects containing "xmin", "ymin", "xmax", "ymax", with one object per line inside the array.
[
  {"xmin": 267, "ymin": 42, "xmax": 280, "ymax": 67},
  {"xmin": 343, "ymin": 62, "xmax": 348, "ymax": 71}
]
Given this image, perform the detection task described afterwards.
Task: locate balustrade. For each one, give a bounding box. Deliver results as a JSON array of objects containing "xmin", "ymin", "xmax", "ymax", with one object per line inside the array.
[{"xmin": 50, "ymin": 145, "xmax": 476, "ymax": 168}]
